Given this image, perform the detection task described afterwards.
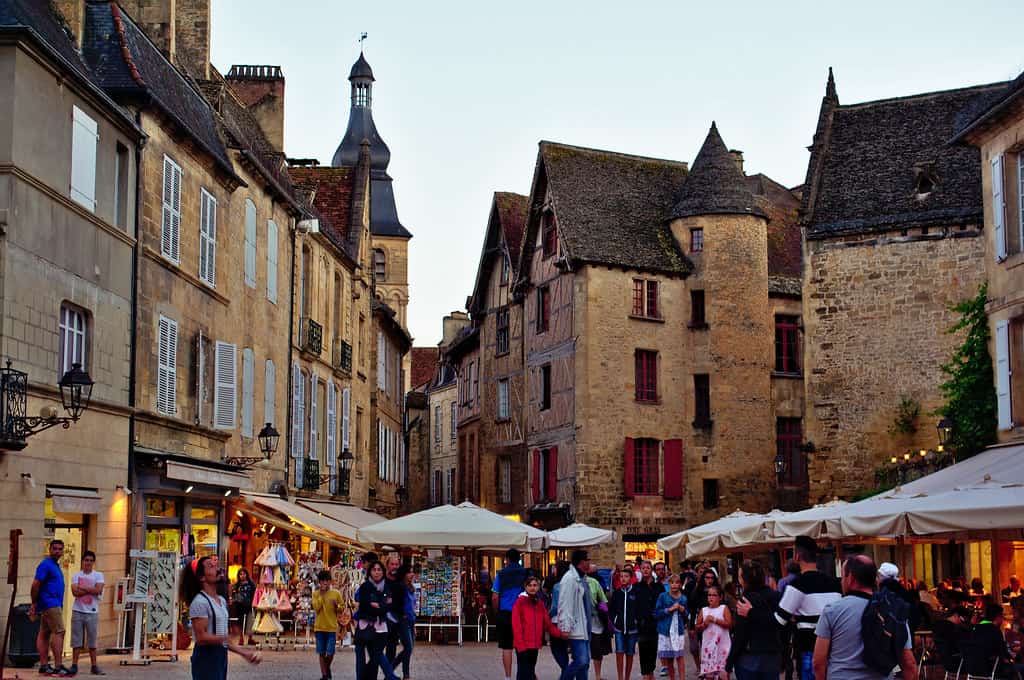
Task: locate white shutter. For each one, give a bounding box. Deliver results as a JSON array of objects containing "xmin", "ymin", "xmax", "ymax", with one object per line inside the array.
[
  {"xmin": 326, "ymin": 381, "xmax": 337, "ymax": 493},
  {"xmin": 161, "ymin": 155, "xmax": 182, "ymax": 263},
  {"xmin": 996, "ymin": 320, "xmax": 1012, "ymax": 430},
  {"xmin": 993, "ymin": 155, "xmax": 1007, "ymax": 261},
  {"xmin": 241, "ymin": 348, "xmax": 254, "ymax": 437},
  {"xmin": 244, "ymin": 200, "xmax": 257, "ymax": 287},
  {"xmin": 213, "ymin": 341, "xmax": 237, "ymax": 429},
  {"xmin": 377, "ymin": 332, "xmax": 386, "ymax": 389},
  {"xmin": 309, "ymin": 372, "xmax": 319, "ymax": 459},
  {"xmin": 264, "ymin": 360, "xmax": 275, "ymax": 429},
  {"xmin": 157, "ymin": 315, "xmax": 177, "ymax": 414},
  {"xmin": 290, "ymin": 363, "xmax": 304, "ymax": 459},
  {"xmin": 1018, "ymin": 155, "xmax": 1024, "ymax": 249},
  {"xmin": 267, "ymin": 220, "xmax": 278, "ymax": 303},
  {"xmin": 199, "ymin": 189, "xmax": 217, "ymax": 286},
  {"xmin": 70, "ymin": 106, "xmax": 98, "ymax": 211},
  {"xmin": 342, "ymin": 387, "xmax": 351, "ymax": 450}
]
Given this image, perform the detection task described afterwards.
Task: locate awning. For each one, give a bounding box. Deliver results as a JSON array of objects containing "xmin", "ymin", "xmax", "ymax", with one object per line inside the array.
[
  {"xmin": 358, "ymin": 502, "xmax": 547, "ymax": 550},
  {"xmin": 48, "ymin": 487, "xmax": 101, "ymax": 514},
  {"xmin": 546, "ymin": 523, "xmax": 617, "ymax": 548},
  {"xmin": 240, "ymin": 493, "xmax": 364, "ymax": 546},
  {"xmin": 294, "ymin": 499, "xmax": 387, "ymax": 529},
  {"xmin": 165, "ymin": 460, "xmax": 251, "ymax": 490}
]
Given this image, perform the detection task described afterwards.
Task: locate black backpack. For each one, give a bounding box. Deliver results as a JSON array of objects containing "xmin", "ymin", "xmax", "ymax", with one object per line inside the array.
[{"xmin": 861, "ymin": 588, "xmax": 910, "ymax": 675}]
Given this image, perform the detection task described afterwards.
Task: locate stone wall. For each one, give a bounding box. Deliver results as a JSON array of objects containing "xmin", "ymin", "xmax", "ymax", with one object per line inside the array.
[
  {"xmin": 427, "ymin": 382, "xmax": 458, "ymax": 504},
  {"xmin": 803, "ymin": 229, "xmax": 986, "ymax": 501}
]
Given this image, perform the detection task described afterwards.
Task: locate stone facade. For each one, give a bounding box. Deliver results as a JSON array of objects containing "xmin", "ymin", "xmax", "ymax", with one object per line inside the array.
[{"xmin": 372, "ymin": 303, "xmax": 411, "ymax": 516}]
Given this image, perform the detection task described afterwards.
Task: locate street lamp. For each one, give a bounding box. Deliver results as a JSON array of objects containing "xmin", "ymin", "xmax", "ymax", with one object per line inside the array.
[
  {"xmin": 0, "ymin": 360, "xmax": 94, "ymax": 451},
  {"xmin": 226, "ymin": 423, "xmax": 279, "ymax": 468},
  {"xmin": 339, "ymin": 448, "xmax": 354, "ymax": 496},
  {"xmin": 773, "ymin": 453, "xmax": 786, "ymax": 476},
  {"xmin": 937, "ymin": 417, "xmax": 954, "ymax": 447}
]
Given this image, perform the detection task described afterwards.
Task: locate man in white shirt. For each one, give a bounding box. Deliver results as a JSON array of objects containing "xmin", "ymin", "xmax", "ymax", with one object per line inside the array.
[{"xmin": 69, "ymin": 551, "xmax": 105, "ymax": 676}]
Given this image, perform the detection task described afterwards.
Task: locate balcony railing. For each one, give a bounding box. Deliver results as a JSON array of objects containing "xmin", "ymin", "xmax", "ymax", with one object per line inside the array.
[
  {"xmin": 299, "ymin": 317, "xmax": 323, "ymax": 356},
  {"xmin": 333, "ymin": 339, "xmax": 353, "ymax": 373}
]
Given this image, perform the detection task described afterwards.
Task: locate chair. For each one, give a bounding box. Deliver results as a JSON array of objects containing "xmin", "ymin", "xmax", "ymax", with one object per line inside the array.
[{"xmin": 959, "ymin": 639, "xmax": 1000, "ymax": 680}]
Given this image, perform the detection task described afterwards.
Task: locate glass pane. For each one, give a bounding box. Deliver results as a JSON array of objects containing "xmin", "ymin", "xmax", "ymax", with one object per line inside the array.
[
  {"xmin": 191, "ymin": 507, "xmax": 217, "ymax": 520},
  {"xmin": 145, "ymin": 527, "xmax": 181, "ymax": 552},
  {"xmin": 146, "ymin": 497, "xmax": 178, "ymax": 518},
  {"xmin": 193, "ymin": 523, "xmax": 218, "ymax": 558}
]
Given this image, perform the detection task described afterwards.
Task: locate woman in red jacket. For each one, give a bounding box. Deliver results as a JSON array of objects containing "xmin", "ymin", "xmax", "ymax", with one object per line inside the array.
[{"xmin": 512, "ymin": 575, "xmax": 564, "ymax": 680}]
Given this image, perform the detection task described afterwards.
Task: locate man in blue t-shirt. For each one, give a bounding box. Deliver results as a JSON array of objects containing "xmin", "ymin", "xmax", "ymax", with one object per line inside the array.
[
  {"xmin": 491, "ymin": 548, "xmax": 527, "ymax": 680},
  {"xmin": 31, "ymin": 539, "xmax": 68, "ymax": 676}
]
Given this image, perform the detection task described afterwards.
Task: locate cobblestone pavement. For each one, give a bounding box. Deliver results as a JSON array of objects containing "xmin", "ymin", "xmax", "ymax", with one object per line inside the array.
[{"xmin": 4, "ymin": 644, "xmax": 699, "ymax": 680}]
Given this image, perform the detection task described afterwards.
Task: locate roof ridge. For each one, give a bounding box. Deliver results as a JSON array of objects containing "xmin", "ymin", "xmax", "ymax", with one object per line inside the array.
[
  {"xmin": 539, "ymin": 140, "xmax": 688, "ymax": 167},
  {"xmin": 838, "ymin": 81, "xmax": 1008, "ymax": 110}
]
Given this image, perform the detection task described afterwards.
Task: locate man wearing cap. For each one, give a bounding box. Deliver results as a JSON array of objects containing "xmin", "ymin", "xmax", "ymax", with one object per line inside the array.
[
  {"xmin": 774, "ymin": 536, "xmax": 841, "ymax": 680},
  {"xmin": 877, "ymin": 562, "xmax": 920, "ymax": 632}
]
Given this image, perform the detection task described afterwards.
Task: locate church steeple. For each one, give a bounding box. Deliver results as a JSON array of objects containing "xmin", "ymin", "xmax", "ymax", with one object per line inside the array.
[{"xmin": 349, "ymin": 52, "xmax": 374, "ymax": 108}]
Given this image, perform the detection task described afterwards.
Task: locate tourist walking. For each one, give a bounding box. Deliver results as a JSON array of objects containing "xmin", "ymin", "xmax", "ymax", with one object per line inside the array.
[
  {"xmin": 610, "ymin": 566, "xmax": 641, "ymax": 680},
  {"xmin": 492, "ymin": 549, "xmax": 528, "ymax": 680},
  {"xmin": 391, "ymin": 567, "xmax": 416, "ymax": 680},
  {"xmin": 512, "ymin": 575, "xmax": 564, "ymax": 680},
  {"xmin": 696, "ymin": 586, "xmax": 731, "ymax": 679},
  {"xmin": 634, "ymin": 562, "xmax": 660, "ymax": 680},
  {"xmin": 558, "ymin": 550, "xmax": 594, "ymax": 680},
  {"xmin": 775, "ymin": 536, "xmax": 841, "ymax": 680},
  {"xmin": 231, "ymin": 568, "xmax": 255, "ymax": 646},
  {"xmin": 181, "ymin": 556, "xmax": 261, "ymax": 680},
  {"xmin": 31, "ymin": 539, "xmax": 69, "ymax": 676},
  {"xmin": 312, "ymin": 569, "xmax": 343, "ymax": 680},
  {"xmin": 730, "ymin": 560, "xmax": 783, "ymax": 680},
  {"xmin": 355, "ymin": 561, "xmax": 399, "ymax": 680},
  {"xmin": 549, "ymin": 561, "xmax": 571, "ymax": 673},
  {"xmin": 69, "ymin": 550, "xmax": 105, "ymax": 676},
  {"xmin": 587, "ymin": 564, "xmax": 611, "ymax": 680},
  {"xmin": 384, "ymin": 556, "xmax": 408, "ymax": 672},
  {"xmin": 687, "ymin": 566, "xmax": 719, "ymax": 669},
  {"xmin": 812, "ymin": 555, "xmax": 916, "ymax": 680},
  {"xmin": 654, "ymin": 575, "xmax": 687, "ymax": 680}
]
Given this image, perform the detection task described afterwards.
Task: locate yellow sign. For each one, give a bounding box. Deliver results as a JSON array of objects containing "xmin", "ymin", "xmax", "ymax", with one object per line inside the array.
[{"xmin": 503, "ymin": 514, "xmax": 522, "ymax": 523}]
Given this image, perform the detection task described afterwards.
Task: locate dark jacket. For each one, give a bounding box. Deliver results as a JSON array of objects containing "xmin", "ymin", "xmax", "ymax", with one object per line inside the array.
[
  {"xmin": 356, "ymin": 580, "xmax": 391, "ymax": 625},
  {"xmin": 632, "ymin": 578, "xmax": 660, "ymax": 638},
  {"xmin": 727, "ymin": 585, "xmax": 783, "ymax": 671},
  {"xmin": 964, "ymin": 622, "xmax": 1013, "ymax": 678},
  {"xmin": 609, "ymin": 586, "xmax": 643, "ymax": 634},
  {"xmin": 386, "ymin": 573, "xmax": 408, "ymax": 622}
]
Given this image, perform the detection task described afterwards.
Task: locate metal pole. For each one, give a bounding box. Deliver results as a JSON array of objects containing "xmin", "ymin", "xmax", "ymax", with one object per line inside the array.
[{"xmin": 1, "ymin": 529, "xmax": 24, "ymax": 680}]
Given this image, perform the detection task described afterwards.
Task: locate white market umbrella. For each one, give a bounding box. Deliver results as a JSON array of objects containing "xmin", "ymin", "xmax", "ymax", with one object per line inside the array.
[
  {"xmin": 356, "ymin": 502, "xmax": 545, "ymax": 550},
  {"xmin": 657, "ymin": 510, "xmax": 778, "ymax": 554},
  {"xmin": 767, "ymin": 499, "xmax": 849, "ymax": 540},
  {"xmin": 547, "ymin": 523, "xmax": 616, "ymax": 548}
]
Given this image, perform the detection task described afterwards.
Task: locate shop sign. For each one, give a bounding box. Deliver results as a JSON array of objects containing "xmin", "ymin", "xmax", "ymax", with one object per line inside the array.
[{"xmin": 624, "ymin": 525, "xmax": 661, "ymax": 536}]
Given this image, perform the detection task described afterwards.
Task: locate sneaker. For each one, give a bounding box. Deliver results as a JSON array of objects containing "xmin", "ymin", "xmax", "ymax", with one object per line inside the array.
[
  {"xmin": 66, "ymin": 665, "xmax": 78, "ymax": 677},
  {"xmin": 39, "ymin": 664, "xmax": 55, "ymax": 675},
  {"xmin": 52, "ymin": 667, "xmax": 74, "ymax": 677},
  {"xmin": 660, "ymin": 667, "xmax": 668, "ymax": 676},
  {"xmin": 90, "ymin": 668, "xmax": 105, "ymax": 676}
]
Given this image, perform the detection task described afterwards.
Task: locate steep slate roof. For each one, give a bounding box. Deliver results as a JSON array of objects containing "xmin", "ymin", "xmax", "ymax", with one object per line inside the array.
[
  {"xmin": 288, "ymin": 166, "xmax": 356, "ymax": 257},
  {"xmin": 804, "ymin": 80, "xmax": 1006, "ymax": 238},
  {"xmin": 409, "ymin": 347, "xmax": 438, "ymax": 391},
  {"xmin": 672, "ymin": 123, "xmax": 767, "ymax": 219},
  {"xmin": 468, "ymin": 191, "xmax": 528, "ymax": 315},
  {"xmin": 748, "ymin": 174, "xmax": 802, "ymax": 281},
  {"xmin": 535, "ymin": 142, "xmax": 693, "ymax": 276},
  {"xmin": 494, "ymin": 192, "xmax": 527, "ymax": 265},
  {"xmin": 82, "ymin": 1, "xmax": 238, "ymax": 180},
  {"xmin": 951, "ymin": 70, "xmax": 1024, "ymax": 143}
]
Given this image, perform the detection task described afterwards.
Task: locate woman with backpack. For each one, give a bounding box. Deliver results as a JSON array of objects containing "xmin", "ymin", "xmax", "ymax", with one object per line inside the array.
[{"xmin": 728, "ymin": 560, "xmax": 782, "ymax": 680}]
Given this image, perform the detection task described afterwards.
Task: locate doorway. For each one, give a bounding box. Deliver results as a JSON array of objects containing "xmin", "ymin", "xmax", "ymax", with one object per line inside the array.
[{"xmin": 53, "ymin": 524, "xmax": 85, "ymax": 656}]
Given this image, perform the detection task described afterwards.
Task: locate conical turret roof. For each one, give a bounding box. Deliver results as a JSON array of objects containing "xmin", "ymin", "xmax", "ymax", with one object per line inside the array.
[
  {"xmin": 671, "ymin": 122, "xmax": 766, "ymax": 219},
  {"xmin": 349, "ymin": 52, "xmax": 374, "ymax": 81}
]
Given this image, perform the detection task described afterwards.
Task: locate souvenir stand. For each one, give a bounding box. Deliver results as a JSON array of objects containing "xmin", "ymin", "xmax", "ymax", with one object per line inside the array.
[
  {"xmin": 121, "ymin": 549, "xmax": 180, "ymax": 665},
  {"xmin": 412, "ymin": 551, "xmax": 463, "ymax": 644},
  {"xmin": 250, "ymin": 542, "xmax": 292, "ymax": 648}
]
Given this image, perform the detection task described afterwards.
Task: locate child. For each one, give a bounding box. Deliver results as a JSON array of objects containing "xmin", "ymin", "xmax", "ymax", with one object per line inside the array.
[
  {"xmin": 312, "ymin": 569, "xmax": 343, "ymax": 680},
  {"xmin": 609, "ymin": 567, "xmax": 641, "ymax": 680},
  {"xmin": 511, "ymin": 575, "xmax": 563, "ymax": 680},
  {"xmin": 696, "ymin": 585, "xmax": 731, "ymax": 680},
  {"xmin": 655, "ymin": 574, "xmax": 687, "ymax": 680}
]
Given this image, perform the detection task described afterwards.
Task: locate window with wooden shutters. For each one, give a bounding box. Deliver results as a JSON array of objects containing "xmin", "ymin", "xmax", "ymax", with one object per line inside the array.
[
  {"xmin": 244, "ymin": 199, "xmax": 257, "ymax": 287},
  {"xmin": 532, "ymin": 449, "xmax": 544, "ymax": 503},
  {"xmin": 633, "ymin": 438, "xmax": 659, "ymax": 496},
  {"xmin": 264, "ymin": 360, "xmax": 275, "ymax": 429},
  {"xmin": 267, "ymin": 220, "xmax": 278, "ymax": 303},
  {"xmin": 70, "ymin": 106, "xmax": 98, "ymax": 211},
  {"xmin": 161, "ymin": 155, "xmax": 182, "ymax": 263},
  {"xmin": 996, "ymin": 320, "xmax": 1012, "ymax": 430},
  {"xmin": 663, "ymin": 438, "xmax": 683, "ymax": 499},
  {"xmin": 342, "ymin": 387, "xmax": 351, "ymax": 451},
  {"xmin": 635, "ymin": 350, "xmax": 657, "ymax": 402},
  {"xmin": 694, "ymin": 374, "xmax": 711, "ymax": 427},
  {"xmin": 241, "ymin": 348, "xmax": 254, "ymax": 437},
  {"xmin": 326, "ymin": 381, "xmax": 337, "ymax": 494},
  {"xmin": 156, "ymin": 315, "xmax": 178, "ymax": 415},
  {"xmin": 199, "ymin": 189, "xmax": 217, "ymax": 286},
  {"xmin": 309, "ymin": 372, "xmax": 319, "ymax": 459},
  {"xmin": 59, "ymin": 303, "xmax": 88, "ymax": 377},
  {"xmin": 545, "ymin": 447, "xmax": 557, "ymax": 502},
  {"xmin": 623, "ymin": 437, "xmax": 635, "ymax": 499},
  {"xmin": 291, "ymin": 365, "xmax": 305, "ymax": 486},
  {"xmin": 993, "ymin": 155, "xmax": 1007, "ymax": 261},
  {"xmin": 213, "ymin": 342, "xmax": 237, "ymax": 429},
  {"xmin": 537, "ymin": 287, "xmax": 550, "ymax": 333},
  {"xmin": 497, "ymin": 379, "xmax": 510, "ymax": 420}
]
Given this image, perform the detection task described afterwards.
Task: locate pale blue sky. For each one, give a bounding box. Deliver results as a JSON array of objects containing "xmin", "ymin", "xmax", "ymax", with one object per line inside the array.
[{"xmin": 210, "ymin": 1, "xmax": 1023, "ymax": 345}]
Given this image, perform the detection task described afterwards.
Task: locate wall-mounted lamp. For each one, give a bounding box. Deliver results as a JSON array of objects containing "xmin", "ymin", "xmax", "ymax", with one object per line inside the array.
[
  {"xmin": 185, "ymin": 485, "xmax": 194, "ymax": 494},
  {"xmin": 223, "ymin": 489, "xmax": 232, "ymax": 497},
  {"xmin": 116, "ymin": 484, "xmax": 133, "ymax": 496},
  {"xmin": 21, "ymin": 472, "xmax": 35, "ymax": 488}
]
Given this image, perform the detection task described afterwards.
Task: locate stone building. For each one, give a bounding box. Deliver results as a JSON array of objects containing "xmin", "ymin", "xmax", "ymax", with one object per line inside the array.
[
  {"xmin": 508, "ymin": 127, "xmax": 803, "ymax": 562},
  {"xmin": 0, "ymin": 0, "xmax": 143, "ymax": 647},
  {"xmin": 449, "ymin": 325, "xmax": 481, "ymax": 504},
  {"xmin": 801, "ymin": 71, "xmax": 999, "ymax": 502},
  {"xmin": 425, "ymin": 313, "xmax": 469, "ymax": 506},
  {"xmin": 373, "ymin": 300, "xmax": 411, "ymax": 516},
  {"xmin": 952, "ymin": 71, "xmax": 1024, "ymax": 445}
]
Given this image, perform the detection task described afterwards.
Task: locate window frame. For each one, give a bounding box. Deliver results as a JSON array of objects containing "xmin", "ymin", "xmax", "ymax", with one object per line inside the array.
[
  {"xmin": 540, "ymin": 364, "xmax": 552, "ymax": 411},
  {"xmin": 541, "ymin": 211, "xmax": 557, "ymax": 259},
  {"xmin": 198, "ymin": 188, "xmax": 217, "ymax": 287},
  {"xmin": 690, "ymin": 228, "xmax": 704, "ymax": 253},
  {"xmin": 496, "ymin": 307, "xmax": 510, "ymax": 356},
  {"xmin": 498, "ymin": 456, "xmax": 512, "ymax": 504},
  {"xmin": 631, "ymin": 279, "xmax": 660, "ymax": 319},
  {"xmin": 373, "ymin": 249, "xmax": 386, "ymax": 282},
  {"xmin": 156, "ymin": 315, "xmax": 178, "ymax": 415},
  {"xmin": 160, "ymin": 155, "xmax": 182, "ymax": 264},
  {"xmin": 693, "ymin": 373, "xmax": 711, "ymax": 428},
  {"xmin": 634, "ymin": 349, "xmax": 658, "ymax": 403},
  {"xmin": 776, "ymin": 417, "xmax": 806, "ymax": 487},
  {"xmin": 500, "ymin": 253, "xmax": 510, "ymax": 285},
  {"xmin": 536, "ymin": 286, "xmax": 550, "ymax": 334},
  {"xmin": 774, "ymin": 315, "xmax": 801, "ymax": 375},
  {"xmin": 58, "ymin": 302, "xmax": 89, "ymax": 378},
  {"xmin": 633, "ymin": 437, "xmax": 660, "ymax": 496},
  {"xmin": 497, "ymin": 378, "xmax": 510, "ymax": 421}
]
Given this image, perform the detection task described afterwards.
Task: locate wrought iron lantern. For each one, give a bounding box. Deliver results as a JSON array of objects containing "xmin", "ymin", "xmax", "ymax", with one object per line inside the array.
[
  {"xmin": 226, "ymin": 422, "xmax": 279, "ymax": 468},
  {"xmin": 0, "ymin": 360, "xmax": 94, "ymax": 451},
  {"xmin": 773, "ymin": 452, "xmax": 786, "ymax": 476},
  {"xmin": 937, "ymin": 417, "xmax": 954, "ymax": 448},
  {"xmin": 339, "ymin": 447, "xmax": 354, "ymax": 472}
]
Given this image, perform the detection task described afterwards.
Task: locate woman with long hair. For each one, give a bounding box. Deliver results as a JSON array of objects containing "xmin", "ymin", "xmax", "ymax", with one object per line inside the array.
[
  {"xmin": 688, "ymin": 567, "xmax": 720, "ymax": 669},
  {"xmin": 231, "ymin": 568, "xmax": 256, "ymax": 646},
  {"xmin": 355, "ymin": 561, "xmax": 399, "ymax": 680},
  {"xmin": 728, "ymin": 560, "xmax": 782, "ymax": 680},
  {"xmin": 181, "ymin": 556, "xmax": 260, "ymax": 680}
]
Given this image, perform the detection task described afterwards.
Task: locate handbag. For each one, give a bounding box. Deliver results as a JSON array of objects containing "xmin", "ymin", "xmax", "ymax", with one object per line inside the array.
[{"xmin": 276, "ymin": 591, "xmax": 292, "ymax": 613}]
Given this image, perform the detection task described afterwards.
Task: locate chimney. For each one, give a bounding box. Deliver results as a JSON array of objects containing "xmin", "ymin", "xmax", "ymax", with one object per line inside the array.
[
  {"xmin": 729, "ymin": 149, "xmax": 744, "ymax": 174},
  {"xmin": 441, "ymin": 311, "xmax": 471, "ymax": 346},
  {"xmin": 174, "ymin": 0, "xmax": 210, "ymax": 79},
  {"xmin": 52, "ymin": 0, "xmax": 84, "ymax": 49},
  {"xmin": 226, "ymin": 65, "xmax": 286, "ymax": 152},
  {"xmin": 117, "ymin": 0, "xmax": 175, "ymax": 59}
]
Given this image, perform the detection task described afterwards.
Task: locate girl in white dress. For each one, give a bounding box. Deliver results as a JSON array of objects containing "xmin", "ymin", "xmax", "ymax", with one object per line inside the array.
[{"xmin": 696, "ymin": 586, "xmax": 732, "ymax": 679}]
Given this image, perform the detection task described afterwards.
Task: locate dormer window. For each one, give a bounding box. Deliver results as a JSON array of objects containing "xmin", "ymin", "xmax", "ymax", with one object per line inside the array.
[
  {"xmin": 913, "ymin": 163, "xmax": 938, "ymax": 200},
  {"xmin": 542, "ymin": 211, "xmax": 557, "ymax": 259}
]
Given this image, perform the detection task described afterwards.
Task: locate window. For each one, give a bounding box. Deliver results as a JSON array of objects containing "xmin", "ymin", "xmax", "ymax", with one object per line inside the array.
[
  {"xmin": 633, "ymin": 438, "xmax": 660, "ymax": 496},
  {"xmin": 635, "ymin": 350, "xmax": 658, "ymax": 402},
  {"xmin": 536, "ymin": 286, "xmax": 550, "ymax": 333},
  {"xmin": 377, "ymin": 332, "xmax": 386, "ymax": 390},
  {"xmin": 309, "ymin": 373, "xmax": 319, "ymax": 460},
  {"xmin": 542, "ymin": 211, "xmax": 557, "ymax": 258},
  {"xmin": 160, "ymin": 155, "xmax": 182, "ymax": 263},
  {"xmin": 694, "ymin": 374, "xmax": 711, "ymax": 427},
  {"xmin": 300, "ymin": 245, "xmax": 311, "ymax": 317},
  {"xmin": 326, "ymin": 381, "xmax": 337, "ymax": 493},
  {"xmin": 333, "ymin": 272, "xmax": 343, "ymax": 341},
  {"xmin": 355, "ymin": 83, "xmax": 370, "ymax": 107},
  {"xmin": 496, "ymin": 307, "xmax": 510, "ymax": 355},
  {"xmin": 497, "ymin": 379, "xmax": 510, "ymax": 420},
  {"xmin": 631, "ymin": 279, "xmax": 659, "ymax": 318},
  {"xmin": 433, "ymin": 470, "xmax": 442, "ymax": 505},
  {"xmin": 472, "ymin": 360, "xmax": 479, "ymax": 404},
  {"xmin": 71, "ymin": 106, "xmax": 98, "ymax": 211},
  {"xmin": 450, "ymin": 403, "xmax": 457, "ymax": 442},
  {"xmin": 702, "ymin": 479, "xmax": 720, "ymax": 509},
  {"xmin": 114, "ymin": 143, "xmax": 129, "ymax": 229},
  {"xmin": 291, "ymin": 364, "xmax": 306, "ymax": 461},
  {"xmin": 446, "ymin": 468, "xmax": 455, "ymax": 504},
  {"xmin": 264, "ymin": 360, "xmax": 275, "ymax": 429},
  {"xmin": 533, "ymin": 447, "xmax": 557, "ymax": 502},
  {"xmin": 241, "ymin": 348, "xmax": 254, "ymax": 438},
  {"xmin": 500, "ymin": 254, "xmax": 510, "ymax": 284},
  {"xmin": 267, "ymin": 220, "xmax": 278, "ymax": 303},
  {"xmin": 156, "ymin": 315, "xmax": 178, "ymax": 415},
  {"xmin": 244, "ymin": 199, "xmax": 257, "ymax": 287},
  {"xmin": 213, "ymin": 341, "xmax": 237, "ymax": 430},
  {"xmin": 198, "ymin": 189, "xmax": 217, "ymax": 287},
  {"xmin": 434, "ymin": 405, "xmax": 442, "ymax": 442},
  {"xmin": 996, "ymin": 320, "xmax": 1012, "ymax": 430},
  {"xmin": 777, "ymin": 417, "xmax": 806, "ymax": 487},
  {"xmin": 540, "ymin": 364, "xmax": 552, "ymax": 411},
  {"xmin": 690, "ymin": 228, "xmax": 703, "ymax": 253},
  {"xmin": 498, "ymin": 457, "xmax": 512, "ymax": 504},
  {"xmin": 342, "ymin": 387, "xmax": 351, "ymax": 452},
  {"xmin": 58, "ymin": 303, "xmax": 88, "ymax": 376},
  {"xmin": 690, "ymin": 290, "xmax": 706, "ymax": 327},
  {"xmin": 374, "ymin": 249, "xmax": 386, "ymax": 281},
  {"xmin": 775, "ymin": 315, "xmax": 800, "ymax": 374}
]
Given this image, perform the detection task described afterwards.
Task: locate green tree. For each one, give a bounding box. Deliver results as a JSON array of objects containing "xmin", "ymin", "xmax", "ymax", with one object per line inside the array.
[{"xmin": 937, "ymin": 282, "xmax": 996, "ymax": 459}]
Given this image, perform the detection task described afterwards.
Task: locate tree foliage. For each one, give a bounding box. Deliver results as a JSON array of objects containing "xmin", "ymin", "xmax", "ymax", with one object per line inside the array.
[{"xmin": 937, "ymin": 282, "xmax": 996, "ymax": 459}]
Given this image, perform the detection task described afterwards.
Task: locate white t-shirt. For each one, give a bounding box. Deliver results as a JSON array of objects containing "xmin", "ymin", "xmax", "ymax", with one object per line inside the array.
[
  {"xmin": 189, "ymin": 592, "xmax": 229, "ymax": 637},
  {"xmin": 71, "ymin": 570, "xmax": 105, "ymax": 614}
]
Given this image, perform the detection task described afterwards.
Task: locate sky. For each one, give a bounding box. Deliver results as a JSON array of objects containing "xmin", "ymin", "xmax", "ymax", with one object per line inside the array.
[{"xmin": 209, "ymin": 1, "xmax": 1024, "ymax": 346}]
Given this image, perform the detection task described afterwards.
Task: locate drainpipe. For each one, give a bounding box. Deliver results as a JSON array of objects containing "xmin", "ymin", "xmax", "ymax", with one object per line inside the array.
[
  {"xmin": 284, "ymin": 218, "xmax": 296, "ymax": 491},
  {"xmin": 125, "ymin": 110, "xmax": 143, "ymax": 575}
]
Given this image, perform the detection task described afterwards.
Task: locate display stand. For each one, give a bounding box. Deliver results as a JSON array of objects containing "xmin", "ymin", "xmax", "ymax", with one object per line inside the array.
[
  {"xmin": 121, "ymin": 550, "xmax": 180, "ymax": 665},
  {"xmin": 413, "ymin": 554, "xmax": 462, "ymax": 646},
  {"xmin": 251, "ymin": 542, "xmax": 292, "ymax": 650},
  {"xmin": 108, "ymin": 577, "xmax": 132, "ymax": 654}
]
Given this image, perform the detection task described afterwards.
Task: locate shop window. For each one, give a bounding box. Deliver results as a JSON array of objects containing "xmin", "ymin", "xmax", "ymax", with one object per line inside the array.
[{"xmin": 146, "ymin": 497, "xmax": 178, "ymax": 518}]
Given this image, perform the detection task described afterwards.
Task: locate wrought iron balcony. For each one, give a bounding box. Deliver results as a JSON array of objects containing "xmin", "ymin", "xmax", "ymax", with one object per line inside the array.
[
  {"xmin": 296, "ymin": 457, "xmax": 321, "ymax": 491},
  {"xmin": 333, "ymin": 339, "xmax": 353, "ymax": 373},
  {"xmin": 299, "ymin": 317, "xmax": 323, "ymax": 356}
]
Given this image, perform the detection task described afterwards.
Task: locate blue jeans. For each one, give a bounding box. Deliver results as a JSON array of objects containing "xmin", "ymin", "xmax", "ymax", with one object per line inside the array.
[
  {"xmin": 366, "ymin": 637, "xmax": 399, "ymax": 680},
  {"xmin": 550, "ymin": 637, "xmax": 570, "ymax": 670},
  {"xmin": 391, "ymin": 619, "xmax": 414, "ymax": 678},
  {"xmin": 736, "ymin": 667, "xmax": 780, "ymax": 680},
  {"xmin": 355, "ymin": 643, "xmax": 366, "ymax": 680},
  {"xmin": 800, "ymin": 651, "xmax": 815, "ymax": 680},
  {"xmin": 560, "ymin": 638, "xmax": 590, "ymax": 680},
  {"xmin": 614, "ymin": 631, "xmax": 638, "ymax": 655}
]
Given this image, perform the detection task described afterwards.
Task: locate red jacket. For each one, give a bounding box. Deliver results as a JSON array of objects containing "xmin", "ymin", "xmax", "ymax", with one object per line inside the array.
[{"xmin": 511, "ymin": 593, "xmax": 561, "ymax": 652}]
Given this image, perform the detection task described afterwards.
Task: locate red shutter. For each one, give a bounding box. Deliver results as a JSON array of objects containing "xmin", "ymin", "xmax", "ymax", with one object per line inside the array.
[
  {"xmin": 624, "ymin": 437, "xmax": 635, "ymax": 499},
  {"xmin": 546, "ymin": 446, "xmax": 558, "ymax": 501},
  {"xmin": 532, "ymin": 449, "xmax": 541, "ymax": 503},
  {"xmin": 663, "ymin": 438, "xmax": 683, "ymax": 499}
]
